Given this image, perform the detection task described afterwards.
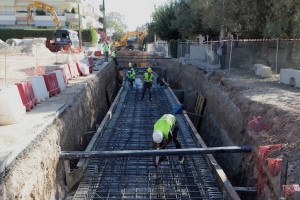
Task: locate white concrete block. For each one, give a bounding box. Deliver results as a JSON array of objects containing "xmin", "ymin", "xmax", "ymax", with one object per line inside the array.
[
  {"xmin": 254, "ymin": 64, "xmax": 272, "ymax": 78},
  {"xmin": 77, "ymin": 62, "xmax": 90, "ymax": 76},
  {"xmin": 29, "ymin": 76, "xmax": 49, "ymax": 103},
  {"xmin": 54, "ymin": 70, "xmax": 67, "ymax": 91},
  {"xmin": 280, "ymin": 69, "xmax": 300, "ymax": 88},
  {"xmin": 0, "ymin": 85, "xmax": 26, "ymax": 125}
]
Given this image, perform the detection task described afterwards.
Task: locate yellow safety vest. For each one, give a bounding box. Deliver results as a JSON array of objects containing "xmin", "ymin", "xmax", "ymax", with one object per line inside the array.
[
  {"xmin": 153, "ymin": 114, "xmax": 176, "ymax": 139},
  {"xmin": 144, "ymin": 72, "xmax": 153, "ymax": 82},
  {"xmin": 127, "ymin": 67, "xmax": 135, "ymax": 79},
  {"xmin": 103, "ymin": 44, "xmax": 109, "ymax": 52},
  {"xmin": 111, "ymin": 50, "xmax": 116, "ymax": 58}
]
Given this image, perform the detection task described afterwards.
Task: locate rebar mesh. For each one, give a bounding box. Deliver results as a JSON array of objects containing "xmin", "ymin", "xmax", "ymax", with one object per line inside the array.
[{"xmin": 73, "ymin": 74, "xmax": 223, "ymax": 200}]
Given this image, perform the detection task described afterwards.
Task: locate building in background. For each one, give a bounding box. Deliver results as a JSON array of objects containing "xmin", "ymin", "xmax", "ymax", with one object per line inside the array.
[{"xmin": 0, "ymin": 0, "xmax": 103, "ymax": 30}]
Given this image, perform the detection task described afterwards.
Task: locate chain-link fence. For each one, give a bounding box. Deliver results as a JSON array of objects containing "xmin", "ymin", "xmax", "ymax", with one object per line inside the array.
[{"xmin": 177, "ymin": 39, "xmax": 300, "ymax": 78}]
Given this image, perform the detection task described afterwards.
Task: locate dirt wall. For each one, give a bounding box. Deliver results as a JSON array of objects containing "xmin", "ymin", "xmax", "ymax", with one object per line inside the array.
[
  {"xmin": 158, "ymin": 58, "xmax": 300, "ymax": 199},
  {"xmin": 0, "ymin": 61, "xmax": 119, "ymax": 200}
]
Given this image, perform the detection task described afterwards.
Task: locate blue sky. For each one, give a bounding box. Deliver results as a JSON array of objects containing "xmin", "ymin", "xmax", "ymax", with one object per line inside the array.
[{"xmin": 106, "ymin": 0, "xmax": 169, "ymax": 31}]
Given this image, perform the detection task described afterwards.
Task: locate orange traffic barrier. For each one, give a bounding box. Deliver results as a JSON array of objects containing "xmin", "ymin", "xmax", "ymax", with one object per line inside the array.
[
  {"xmin": 15, "ymin": 80, "xmax": 37, "ymax": 111},
  {"xmin": 43, "ymin": 72, "xmax": 61, "ymax": 97}
]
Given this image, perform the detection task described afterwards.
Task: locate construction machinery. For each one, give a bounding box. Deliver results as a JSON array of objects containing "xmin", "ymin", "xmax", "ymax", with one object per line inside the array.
[
  {"xmin": 27, "ymin": 1, "xmax": 79, "ymax": 52},
  {"xmin": 27, "ymin": 1, "xmax": 61, "ymax": 29},
  {"xmin": 111, "ymin": 29, "xmax": 147, "ymax": 51}
]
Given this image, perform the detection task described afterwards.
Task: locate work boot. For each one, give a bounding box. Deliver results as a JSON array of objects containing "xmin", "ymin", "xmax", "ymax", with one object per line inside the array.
[
  {"xmin": 159, "ymin": 156, "xmax": 168, "ymax": 163},
  {"xmin": 177, "ymin": 156, "xmax": 184, "ymax": 164}
]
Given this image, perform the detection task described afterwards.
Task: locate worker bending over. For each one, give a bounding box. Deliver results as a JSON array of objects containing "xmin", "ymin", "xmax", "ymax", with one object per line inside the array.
[
  {"xmin": 141, "ymin": 67, "xmax": 153, "ymax": 101},
  {"xmin": 127, "ymin": 64, "xmax": 135, "ymax": 86},
  {"xmin": 103, "ymin": 40, "xmax": 109, "ymax": 62},
  {"xmin": 152, "ymin": 112, "xmax": 184, "ymax": 167}
]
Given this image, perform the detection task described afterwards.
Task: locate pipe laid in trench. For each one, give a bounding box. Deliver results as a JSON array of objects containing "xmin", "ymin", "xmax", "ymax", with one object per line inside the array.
[{"xmin": 60, "ymin": 146, "xmax": 252, "ymax": 159}]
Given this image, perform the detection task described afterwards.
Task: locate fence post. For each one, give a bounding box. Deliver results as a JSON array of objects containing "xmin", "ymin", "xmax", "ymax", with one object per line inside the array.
[
  {"xmin": 5, "ymin": 52, "xmax": 7, "ymax": 87},
  {"xmin": 228, "ymin": 37, "xmax": 233, "ymax": 74},
  {"xmin": 275, "ymin": 39, "xmax": 279, "ymax": 78},
  {"xmin": 210, "ymin": 39, "xmax": 213, "ymax": 64}
]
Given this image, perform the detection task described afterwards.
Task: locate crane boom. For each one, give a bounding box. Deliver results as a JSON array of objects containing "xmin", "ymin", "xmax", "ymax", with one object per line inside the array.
[{"xmin": 27, "ymin": 1, "xmax": 61, "ymax": 29}]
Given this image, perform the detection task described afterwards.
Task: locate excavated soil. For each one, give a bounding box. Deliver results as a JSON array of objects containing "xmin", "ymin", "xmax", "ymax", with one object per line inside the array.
[{"xmin": 158, "ymin": 58, "xmax": 300, "ymax": 199}]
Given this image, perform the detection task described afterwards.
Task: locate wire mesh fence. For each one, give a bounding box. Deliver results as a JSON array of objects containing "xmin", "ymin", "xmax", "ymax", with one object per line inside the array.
[{"xmin": 177, "ymin": 39, "xmax": 300, "ymax": 79}]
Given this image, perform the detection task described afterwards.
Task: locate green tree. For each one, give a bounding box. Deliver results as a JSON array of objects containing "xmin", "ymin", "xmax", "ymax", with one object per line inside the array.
[
  {"xmin": 151, "ymin": 1, "xmax": 181, "ymax": 41},
  {"xmin": 105, "ymin": 12, "xmax": 127, "ymax": 41}
]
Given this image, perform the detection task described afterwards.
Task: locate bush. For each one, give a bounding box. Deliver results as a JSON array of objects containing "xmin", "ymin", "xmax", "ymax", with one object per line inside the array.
[
  {"xmin": 75, "ymin": 28, "xmax": 98, "ymax": 44},
  {"xmin": 170, "ymin": 39, "xmax": 178, "ymax": 58},
  {"xmin": 71, "ymin": 7, "xmax": 76, "ymax": 14}
]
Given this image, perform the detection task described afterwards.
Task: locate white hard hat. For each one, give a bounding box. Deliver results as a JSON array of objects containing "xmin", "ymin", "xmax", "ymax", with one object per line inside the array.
[{"xmin": 153, "ymin": 130, "xmax": 163, "ymax": 143}]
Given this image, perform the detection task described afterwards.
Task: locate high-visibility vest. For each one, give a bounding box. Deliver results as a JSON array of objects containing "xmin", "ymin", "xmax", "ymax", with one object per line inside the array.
[
  {"xmin": 103, "ymin": 44, "xmax": 109, "ymax": 52},
  {"xmin": 127, "ymin": 67, "xmax": 135, "ymax": 79},
  {"xmin": 129, "ymin": 62, "xmax": 132, "ymax": 67},
  {"xmin": 144, "ymin": 72, "xmax": 153, "ymax": 82},
  {"xmin": 153, "ymin": 114, "xmax": 176, "ymax": 139},
  {"xmin": 111, "ymin": 50, "xmax": 116, "ymax": 58}
]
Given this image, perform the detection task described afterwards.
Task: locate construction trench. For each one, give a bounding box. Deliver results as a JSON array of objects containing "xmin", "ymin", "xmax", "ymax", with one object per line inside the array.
[{"xmin": 0, "ymin": 51, "xmax": 298, "ymax": 200}]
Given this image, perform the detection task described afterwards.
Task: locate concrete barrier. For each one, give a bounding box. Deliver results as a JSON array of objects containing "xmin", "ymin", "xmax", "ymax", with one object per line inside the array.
[
  {"xmin": 0, "ymin": 85, "xmax": 26, "ymax": 125},
  {"xmin": 54, "ymin": 70, "xmax": 67, "ymax": 91},
  {"xmin": 29, "ymin": 76, "xmax": 49, "ymax": 103},
  {"xmin": 60, "ymin": 64, "xmax": 72, "ymax": 81},
  {"xmin": 254, "ymin": 64, "xmax": 272, "ymax": 78},
  {"xmin": 280, "ymin": 69, "xmax": 300, "ymax": 88}
]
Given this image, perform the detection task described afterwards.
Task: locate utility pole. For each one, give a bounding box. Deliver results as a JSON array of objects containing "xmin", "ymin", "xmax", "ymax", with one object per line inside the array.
[
  {"xmin": 103, "ymin": 0, "xmax": 106, "ymax": 36},
  {"xmin": 78, "ymin": 4, "xmax": 82, "ymax": 49}
]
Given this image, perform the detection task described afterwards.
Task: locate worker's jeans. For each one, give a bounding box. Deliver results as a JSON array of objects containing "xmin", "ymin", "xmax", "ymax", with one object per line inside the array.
[
  {"xmin": 141, "ymin": 82, "xmax": 152, "ymax": 100},
  {"xmin": 105, "ymin": 52, "xmax": 108, "ymax": 62},
  {"xmin": 159, "ymin": 126, "xmax": 183, "ymax": 160},
  {"xmin": 128, "ymin": 77, "xmax": 135, "ymax": 86},
  {"xmin": 113, "ymin": 58, "xmax": 118, "ymax": 66}
]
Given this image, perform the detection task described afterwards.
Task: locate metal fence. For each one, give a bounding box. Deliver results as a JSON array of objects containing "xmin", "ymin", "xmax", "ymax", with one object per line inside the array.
[{"xmin": 177, "ymin": 39, "xmax": 300, "ymax": 77}]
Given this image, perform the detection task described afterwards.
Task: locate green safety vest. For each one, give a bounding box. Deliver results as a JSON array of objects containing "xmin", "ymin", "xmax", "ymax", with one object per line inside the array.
[
  {"xmin": 129, "ymin": 62, "xmax": 132, "ymax": 67},
  {"xmin": 103, "ymin": 44, "xmax": 109, "ymax": 52},
  {"xmin": 127, "ymin": 67, "xmax": 135, "ymax": 79},
  {"xmin": 144, "ymin": 72, "xmax": 153, "ymax": 82},
  {"xmin": 153, "ymin": 114, "xmax": 176, "ymax": 139},
  {"xmin": 111, "ymin": 51, "xmax": 116, "ymax": 58}
]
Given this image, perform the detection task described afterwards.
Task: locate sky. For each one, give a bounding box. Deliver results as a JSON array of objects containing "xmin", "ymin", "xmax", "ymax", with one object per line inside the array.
[{"xmin": 105, "ymin": 0, "xmax": 169, "ymax": 32}]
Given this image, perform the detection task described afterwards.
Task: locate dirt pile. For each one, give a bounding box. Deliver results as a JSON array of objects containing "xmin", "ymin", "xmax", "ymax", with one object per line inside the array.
[{"xmin": 0, "ymin": 41, "xmax": 52, "ymax": 56}]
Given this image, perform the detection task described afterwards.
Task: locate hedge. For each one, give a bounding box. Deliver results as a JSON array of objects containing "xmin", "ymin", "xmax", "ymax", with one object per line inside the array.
[{"xmin": 0, "ymin": 29, "xmax": 98, "ymax": 44}]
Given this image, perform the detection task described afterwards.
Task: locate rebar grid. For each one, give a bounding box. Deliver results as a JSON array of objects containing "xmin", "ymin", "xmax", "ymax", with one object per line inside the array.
[{"xmin": 73, "ymin": 74, "xmax": 223, "ymax": 200}]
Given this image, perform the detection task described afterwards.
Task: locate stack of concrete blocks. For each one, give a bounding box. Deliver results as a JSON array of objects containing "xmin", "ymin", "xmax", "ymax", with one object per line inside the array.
[
  {"xmin": 280, "ymin": 69, "xmax": 300, "ymax": 88},
  {"xmin": 190, "ymin": 44, "xmax": 206, "ymax": 61},
  {"xmin": 254, "ymin": 64, "xmax": 272, "ymax": 78}
]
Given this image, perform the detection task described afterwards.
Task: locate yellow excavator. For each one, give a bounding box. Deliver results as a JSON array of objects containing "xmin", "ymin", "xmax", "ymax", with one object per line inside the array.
[
  {"xmin": 111, "ymin": 29, "xmax": 147, "ymax": 50},
  {"xmin": 27, "ymin": 1, "xmax": 61, "ymax": 29}
]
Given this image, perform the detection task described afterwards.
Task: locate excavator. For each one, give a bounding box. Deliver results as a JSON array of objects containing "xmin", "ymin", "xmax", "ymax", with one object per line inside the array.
[
  {"xmin": 27, "ymin": 1, "xmax": 79, "ymax": 52},
  {"xmin": 111, "ymin": 29, "xmax": 147, "ymax": 51}
]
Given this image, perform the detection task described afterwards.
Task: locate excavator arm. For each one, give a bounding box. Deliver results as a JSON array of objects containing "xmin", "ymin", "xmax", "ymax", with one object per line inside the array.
[{"xmin": 27, "ymin": 1, "xmax": 61, "ymax": 29}]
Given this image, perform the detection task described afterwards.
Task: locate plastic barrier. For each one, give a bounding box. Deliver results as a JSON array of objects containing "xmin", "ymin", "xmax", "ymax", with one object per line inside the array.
[
  {"xmin": 0, "ymin": 85, "xmax": 26, "ymax": 125},
  {"xmin": 43, "ymin": 72, "xmax": 60, "ymax": 97},
  {"xmin": 60, "ymin": 64, "xmax": 72, "ymax": 81},
  {"xmin": 76, "ymin": 62, "xmax": 90, "ymax": 76},
  {"xmin": 88, "ymin": 57, "xmax": 95, "ymax": 73},
  {"xmin": 247, "ymin": 116, "xmax": 267, "ymax": 134},
  {"xmin": 15, "ymin": 80, "xmax": 37, "ymax": 111},
  {"xmin": 94, "ymin": 51, "xmax": 102, "ymax": 56},
  {"xmin": 29, "ymin": 76, "xmax": 49, "ymax": 103},
  {"xmin": 68, "ymin": 63, "xmax": 80, "ymax": 78},
  {"xmin": 55, "ymin": 67, "xmax": 68, "ymax": 85},
  {"xmin": 54, "ymin": 70, "xmax": 67, "ymax": 91}
]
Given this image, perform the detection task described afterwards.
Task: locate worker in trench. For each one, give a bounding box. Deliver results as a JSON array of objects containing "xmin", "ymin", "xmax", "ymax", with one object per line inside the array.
[
  {"xmin": 127, "ymin": 62, "xmax": 135, "ymax": 86},
  {"xmin": 152, "ymin": 104, "xmax": 185, "ymax": 167},
  {"xmin": 141, "ymin": 67, "xmax": 153, "ymax": 101},
  {"xmin": 111, "ymin": 49, "xmax": 118, "ymax": 66},
  {"xmin": 103, "ymin": 40, "xmax": 110, "ymax": 62}
]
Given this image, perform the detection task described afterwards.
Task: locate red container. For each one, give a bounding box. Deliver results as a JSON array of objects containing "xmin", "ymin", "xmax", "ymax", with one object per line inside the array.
[
  {"xmin": 88, "ymin": 57, "xmax": 94, "ymax": 73},
  {"xmin": 68, "ymin": 63, "xmax": 79, "ymax": 78},
  {"xmin": 43, "ymin": 72, "xmax": 61, "ymax": 97},
  {"xmin": 55, "ymin": 67, "xmax": 68, "ymax": 84},
  {"xmin": 94, "ymin": 51, "xmax": 102, "ymax": 56},
  {"xmin": 15, "ymin": 80, "xmax": 37, "ymax": 111},
  {"xmin": 75, "ymin": 62, "xmax": 83, "ymax": 76}
]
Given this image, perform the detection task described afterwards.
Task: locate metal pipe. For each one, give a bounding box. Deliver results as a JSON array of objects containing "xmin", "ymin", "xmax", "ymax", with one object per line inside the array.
[{"xmin": 60, "ymin": 146, "xmax": 253, "ymax": 159}]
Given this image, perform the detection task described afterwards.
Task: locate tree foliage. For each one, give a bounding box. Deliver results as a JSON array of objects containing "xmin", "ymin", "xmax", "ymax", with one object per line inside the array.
[
  {"xmin": 105, "ymin": 12, "xmax": 127, "ymax": 41},
  {"xmin": 149, "ymin": 0, "xmax": 300, "ymax": 40}
]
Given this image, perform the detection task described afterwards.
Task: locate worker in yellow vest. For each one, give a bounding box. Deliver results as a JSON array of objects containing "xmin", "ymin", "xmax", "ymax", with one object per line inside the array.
[
  {"xmin": 103, "ymin": 40, "xmax": 109, "ymax": 62},
  {"xmin": 141, "ymin": 67, "xmax": 153, "ymax": 101},
  {"xmin": 127, "ymin": 62, "xmax": 135, "ymax": 86},
  {"xmin": 143, "ymin": 43, "xmax": 146, "ymax": 51},
  {"xmin": 152, "ymin": 113, "xmax": 184, "ymax": 167},
  {"xmin": 111, "ymin": 49, "xmax": 118, "ymax": 66}
]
